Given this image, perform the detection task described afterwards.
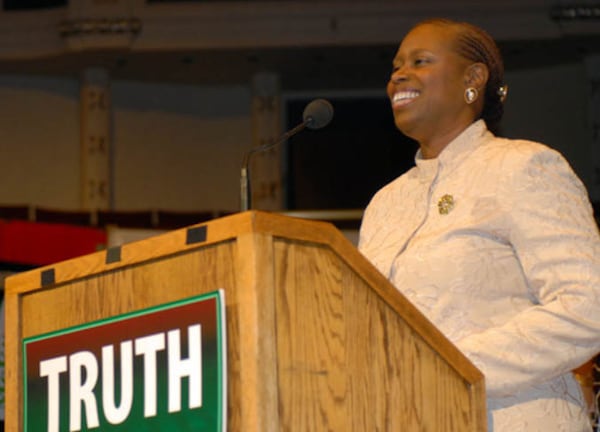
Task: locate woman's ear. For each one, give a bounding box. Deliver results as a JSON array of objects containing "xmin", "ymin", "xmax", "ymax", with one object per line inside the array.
[{"xmin": 465, "ymin": 63, "xmax": 489, "ymax": 89}]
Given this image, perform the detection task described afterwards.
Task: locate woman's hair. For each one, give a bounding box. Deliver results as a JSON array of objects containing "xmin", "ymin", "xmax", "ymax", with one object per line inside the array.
[{"xmin": 416, "ymin": 18, "xmax": 506, "ymax": 133}]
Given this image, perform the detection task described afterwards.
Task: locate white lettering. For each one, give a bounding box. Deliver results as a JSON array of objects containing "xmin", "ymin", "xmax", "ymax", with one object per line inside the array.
[
  {"xmin": 167, "ymin": 324, "xmax": 202, "ymax": 413},
  {"xmin": 134, "ymin": 333, "xmax": 165, "ymax": 418},
  {"xmin": 40, "ymin": 356, "xmax": 68, "ymax": 432},
  {"xmin": 38, "ymin": 324, "xmax": 205, "ymax": 429},
  {"xmin": 102, "ymin": 341, "xmax": 134, "ymax": 424},
  {"xmin": 69, "ymin": 351, "xmax": 100, "ymax": 431}
]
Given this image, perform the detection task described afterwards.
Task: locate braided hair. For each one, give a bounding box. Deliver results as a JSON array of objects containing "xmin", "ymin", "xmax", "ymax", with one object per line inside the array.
[{"xmin": 415, "ymin": 18, "xmax": 507, "ymax": 134}]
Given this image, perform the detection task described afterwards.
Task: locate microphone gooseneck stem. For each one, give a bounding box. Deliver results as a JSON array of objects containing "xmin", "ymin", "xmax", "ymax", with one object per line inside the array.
[
  {"xmin": 240, "ymin": 120, "xmax": 309, "ymax": 211},
  {"xmin": 240, "ymin": 166, "xmax": 250, "ymax": 211}
]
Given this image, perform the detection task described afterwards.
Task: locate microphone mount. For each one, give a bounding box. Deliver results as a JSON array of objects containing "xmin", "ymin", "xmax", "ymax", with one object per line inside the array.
[
  {"xmin": 240, "ymin": 98, "xmax": 333, "ymax": 211},
  {"xmin": 240, "ymin": 121, "xmax": 308, "ymax": 212}
]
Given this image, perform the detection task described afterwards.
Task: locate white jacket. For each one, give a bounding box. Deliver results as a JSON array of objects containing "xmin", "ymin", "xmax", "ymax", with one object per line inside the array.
[{"xmin": 359, "ymin": 120, "xmax": 600, "ymax": 431}]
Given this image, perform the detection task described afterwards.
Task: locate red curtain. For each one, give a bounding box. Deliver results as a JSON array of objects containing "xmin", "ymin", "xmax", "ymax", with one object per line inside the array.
[{"xmin": 0, "ymin": 220, "xmax": 106, "ymax": 266}]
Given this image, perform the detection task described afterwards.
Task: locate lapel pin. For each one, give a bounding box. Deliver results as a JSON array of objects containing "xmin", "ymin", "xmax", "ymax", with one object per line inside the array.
[{"xmin": 438, "ymin": 194, "xmax": 455, "ymax": 215}]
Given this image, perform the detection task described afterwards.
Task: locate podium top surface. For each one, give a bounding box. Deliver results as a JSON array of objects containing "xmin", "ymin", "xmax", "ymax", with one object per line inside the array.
[{"xmin": 4, "ymin": 211, "xmax": 348, "ymax": 294}]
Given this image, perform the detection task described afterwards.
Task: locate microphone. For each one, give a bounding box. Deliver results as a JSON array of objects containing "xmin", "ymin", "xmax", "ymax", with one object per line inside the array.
[
  {"xmin": 303, "ymin": 98, "xmax": 335, "ymax": 130},
  {"xmin": 240, "ymin": 98, "xmax": 334, "ymax": 211}
]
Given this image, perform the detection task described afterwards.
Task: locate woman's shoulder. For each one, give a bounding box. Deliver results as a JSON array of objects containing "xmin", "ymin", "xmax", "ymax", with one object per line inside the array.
[
  {"xmin": 476, "ymin": 134, "xmax": 571, "ymax": 174},
  {"xmin": 481, "ymin": 134, "xmax": 588, "ymax": 198},
  {"xmin": 483, "ymin": 134, "xmax": 561, "ymax": 159}
]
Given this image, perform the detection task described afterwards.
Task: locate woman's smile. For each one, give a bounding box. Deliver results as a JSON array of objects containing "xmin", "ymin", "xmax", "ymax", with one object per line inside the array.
[{"xmin": 391, "ymin": 90, "xmax": 421, "ymax": 108}]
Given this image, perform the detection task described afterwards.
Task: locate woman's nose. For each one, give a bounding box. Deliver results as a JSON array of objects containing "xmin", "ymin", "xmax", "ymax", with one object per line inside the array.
[{"xmin": 390, "ymin": 68, "xmax": 407, "ymax": 84}]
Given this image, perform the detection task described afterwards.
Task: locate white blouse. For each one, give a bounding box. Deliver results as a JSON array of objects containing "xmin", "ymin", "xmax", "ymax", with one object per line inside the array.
[{"xmin": 359, "ymin": 120, "xmax": 600, "ymax": 431}]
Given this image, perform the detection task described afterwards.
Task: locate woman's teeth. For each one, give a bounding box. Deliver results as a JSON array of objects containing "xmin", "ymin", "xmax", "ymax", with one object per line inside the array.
[{"xmin": 393, "ymin": 91, "xmax": 420, "ymax": 105}]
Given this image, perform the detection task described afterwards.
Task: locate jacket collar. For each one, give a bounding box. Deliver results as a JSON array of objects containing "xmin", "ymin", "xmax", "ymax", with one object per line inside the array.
[{"xmin": 413, "ymin": 120, "xmax": 493, "ymax": 182}]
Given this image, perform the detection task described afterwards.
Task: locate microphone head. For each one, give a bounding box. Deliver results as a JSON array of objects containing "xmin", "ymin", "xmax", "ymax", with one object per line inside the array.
[{"xmin": 303, "ymin": 98, "xmax": 334, "ymax": 130}]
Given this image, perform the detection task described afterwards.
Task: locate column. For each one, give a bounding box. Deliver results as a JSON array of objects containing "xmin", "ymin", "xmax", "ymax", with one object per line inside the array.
[
  {"xmin": 250, "ymin": 72, "xmax": 283, "ymax": 211},
  {"xmin": 80, "ymin": 67, "xmax": 112, "ymax": 211}
]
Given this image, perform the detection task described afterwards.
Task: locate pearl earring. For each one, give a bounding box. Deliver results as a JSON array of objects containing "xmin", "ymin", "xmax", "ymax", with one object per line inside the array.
[
  {"xmin": 497, "ymin": 85, "xmax": 508, "ymax": 102},
  {"xmin": 464, "ymin": 87, "xmax": 479, "ymax": 104}
]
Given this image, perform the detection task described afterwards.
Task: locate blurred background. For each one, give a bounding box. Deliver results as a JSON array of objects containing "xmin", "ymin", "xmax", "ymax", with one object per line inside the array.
[{"xmin": 0, "ymin": 0, "xmax": 597, "ymax": 219}]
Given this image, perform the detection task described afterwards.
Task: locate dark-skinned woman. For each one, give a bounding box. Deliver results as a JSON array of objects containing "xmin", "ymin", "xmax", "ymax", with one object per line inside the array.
[{"xmin": 359, "ymin": 18, "xmax": 600, "ymax": 431}]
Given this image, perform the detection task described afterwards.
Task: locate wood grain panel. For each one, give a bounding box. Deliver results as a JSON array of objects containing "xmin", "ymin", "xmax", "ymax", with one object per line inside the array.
[
  {"xmin": 275, "ymin": 240, "xmax": 347, "ymax": 431},
  {"xmin": 274, "ymin": 238, "xmax": 484, "ymax": 431},
  {"xmin": 10, "ymin": 241, "xmax": 241, "ymax": 431}
]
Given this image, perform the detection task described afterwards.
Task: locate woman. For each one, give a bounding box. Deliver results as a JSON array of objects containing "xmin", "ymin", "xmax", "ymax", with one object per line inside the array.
[{"xmin": 359, "ymin": 18, "xmax": 600, "ymax": 431}]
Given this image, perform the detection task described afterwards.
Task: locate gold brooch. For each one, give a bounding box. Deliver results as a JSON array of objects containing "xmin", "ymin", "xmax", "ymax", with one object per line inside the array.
[{"xmin": 438, "ymin": 194, "xmax": 455, "ymax": 215}]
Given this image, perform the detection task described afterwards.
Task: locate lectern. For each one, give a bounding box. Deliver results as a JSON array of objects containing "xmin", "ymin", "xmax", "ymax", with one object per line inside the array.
[{"xmin": 5, "ymin": 211, "xmax": 486, "ymax": 431}]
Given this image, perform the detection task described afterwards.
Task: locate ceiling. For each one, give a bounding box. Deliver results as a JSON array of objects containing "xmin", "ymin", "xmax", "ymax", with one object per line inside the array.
[
  {"xmin": 0, "ymin": 34, "xmax": 598, "ymax": 91},
  {"xmin": 0, "ymin": 1, "xmax": 598, "ymax": 90}
]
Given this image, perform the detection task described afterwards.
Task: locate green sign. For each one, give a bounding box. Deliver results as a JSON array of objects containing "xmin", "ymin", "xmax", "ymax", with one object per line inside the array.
[{"xmin": 23, "ymin": 290, "xmax": 226, "ymax": 432}]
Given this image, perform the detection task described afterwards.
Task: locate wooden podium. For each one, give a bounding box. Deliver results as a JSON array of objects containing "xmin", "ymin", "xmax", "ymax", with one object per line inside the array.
[{"xmin": 5, "ymin": 211, "xmax": 486, "ymax": 431}]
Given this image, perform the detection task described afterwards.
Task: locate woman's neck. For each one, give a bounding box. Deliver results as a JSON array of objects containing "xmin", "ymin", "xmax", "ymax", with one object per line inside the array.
[{"xmin": 416, "ymin": 117, "xmax": 476, "ymax": 159}]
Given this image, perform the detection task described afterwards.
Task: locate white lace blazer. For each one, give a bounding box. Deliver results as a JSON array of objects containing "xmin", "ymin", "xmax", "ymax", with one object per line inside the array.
[{"xmin": 359, "ymin": 120, "xmax": 600, "ymax": 431}]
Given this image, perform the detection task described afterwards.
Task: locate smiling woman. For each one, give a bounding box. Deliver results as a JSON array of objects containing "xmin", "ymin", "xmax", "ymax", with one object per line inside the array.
[
  {"xmin": 359, "ymin": 18, "xmax": 600, "ymax": 432},
  {"xmin": 386, "ymin": 19, "xmax": 504, "ymax": 158}
]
